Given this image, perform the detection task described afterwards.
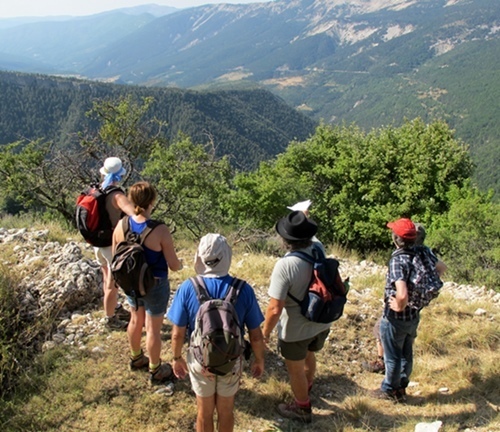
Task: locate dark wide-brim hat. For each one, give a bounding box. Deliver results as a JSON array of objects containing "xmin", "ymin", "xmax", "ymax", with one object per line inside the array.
[{"xmin": 276, "ymin": 210, "xmax": 318, "ymax": 241}]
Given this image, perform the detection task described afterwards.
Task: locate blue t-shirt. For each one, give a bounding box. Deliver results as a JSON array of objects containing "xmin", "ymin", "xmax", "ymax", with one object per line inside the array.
[{"xmin": 167, "ymin": 274, "xmax": 264, "ymax": 337}]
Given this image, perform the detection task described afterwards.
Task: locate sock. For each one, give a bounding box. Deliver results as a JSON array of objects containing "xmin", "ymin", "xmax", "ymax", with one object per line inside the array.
[
  {"xmin": 131, "ymin": 349, "xmax": 142, "ymax": 359},
  {"xmin": 295, "ymin": 398, "xmax": 311, "ymax": 408},
  {"xmin": 149, "ymin": 362, "xmax": 160, "ymax": 372}
]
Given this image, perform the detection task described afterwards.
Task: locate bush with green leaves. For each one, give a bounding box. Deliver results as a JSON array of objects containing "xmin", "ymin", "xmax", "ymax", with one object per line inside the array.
[
  {"xmin": 428, "ymin": 184, "xmax": 500, "ymax": 290},
  {"xmin": 228, "ymin": 119, "xmax": 474, "ymax": 250}
]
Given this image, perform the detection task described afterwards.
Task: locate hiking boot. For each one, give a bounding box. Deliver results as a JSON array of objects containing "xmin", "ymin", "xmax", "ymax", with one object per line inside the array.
[
  {"xmin": 149, "ymin": 362, "xmax": 174, "ymax": 386},
  {"xmin": 105, "ymin": 315, "xmax": 128, "ymax": 330},
  {"xmin": 115, "ymin": 304, "xmax": 131, "ymax": 322},
  {"xmin": 362, "ymin": 359, "xmax": 385, "ymax": 374},
  {"xmin": 277, "ymin": 401, "xmax": 312, "ymax": 423},
  {"xmin": 370, "ymin": 388, "xmax": 404, "ymax": 403},
  {"xmin": 396, "ymin": 387, "xmax": 407, "ymax": 403},
  {"xmin": 130, "ymin": 351, "xmax": 150, "ymax": 371}
]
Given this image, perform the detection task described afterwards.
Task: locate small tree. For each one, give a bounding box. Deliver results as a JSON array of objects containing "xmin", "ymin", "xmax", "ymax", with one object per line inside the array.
[
  {"xmin": 143, "ymin": 135, "xmax": 233, "ymax": 238},
  {"xmin": 227, "ymin": 159, "xmax": 308, "ymax": 231},
  {"xmin": 0, "ymin": 140, "xmax": 81, "ymax": 223}
]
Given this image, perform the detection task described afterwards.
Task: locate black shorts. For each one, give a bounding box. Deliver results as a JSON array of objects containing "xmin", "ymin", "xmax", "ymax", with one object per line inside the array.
[{"xmin": 278, "ymin": 329, "xmax": 330, "ymax": 361}]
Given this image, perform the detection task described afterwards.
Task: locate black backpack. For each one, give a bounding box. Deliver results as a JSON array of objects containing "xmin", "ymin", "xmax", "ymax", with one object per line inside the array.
[
  {"xmin": 111, "ymin": 216, "xmax": 163, "ymax": 304},
  {"xmin": 287, "ymin": 246, "xmax": 349, "ymax": 324},
  {"xmin": 75, "ymin": 184, "xmax": 123, "ymax": 247}
]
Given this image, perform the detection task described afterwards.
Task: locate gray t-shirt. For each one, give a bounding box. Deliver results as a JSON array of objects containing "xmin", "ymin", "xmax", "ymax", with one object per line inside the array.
[{"xmin": 268, "ymin": 243, "xmax": 332, "ymax": 342}]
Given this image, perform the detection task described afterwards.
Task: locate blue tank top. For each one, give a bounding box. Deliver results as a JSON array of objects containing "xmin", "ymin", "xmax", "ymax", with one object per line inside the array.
[{"xmin": 129, "ymin": 217, "xmax": 168, "ymax": 278}]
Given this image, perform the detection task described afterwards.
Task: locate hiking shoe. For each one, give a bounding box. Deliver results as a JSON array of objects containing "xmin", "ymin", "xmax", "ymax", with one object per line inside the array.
[
  {"xmin": 396, "ymin": 387, "xmax": 407, "ymax": 403},
  {"xmin": 362, "ymin": 359, "xmax": 385, "ymax": 374},
  {"xmin": 277, "ymin": 401, "xmax": 312, "ymax": 423},
  {"xmin": 130, "ymin": 352, "xmax": 150, "ymax": 371},
  {"xmin": 370, "ymin": 388, "xmax": 404, "ymax": 403},
  {"xmin": 105, "ymin": 315, "xmax": 128, "ymax": 330},
  {"xmin": 115, "ymin": 304, "xmax": 131, "ymax": 322},
  {"xmin": 149, "ymin": 362, "xmax": 174, "ymax": 386}
]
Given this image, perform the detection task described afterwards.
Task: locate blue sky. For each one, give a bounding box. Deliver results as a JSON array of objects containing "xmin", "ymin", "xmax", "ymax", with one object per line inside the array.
[{"xmin": 0, "ymin": 1, "xmax": 272, "ymax": 18}]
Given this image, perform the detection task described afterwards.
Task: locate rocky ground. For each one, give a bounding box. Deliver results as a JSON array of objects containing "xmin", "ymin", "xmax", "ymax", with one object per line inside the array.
[{"xmin": 1, "ymin": 226, "xmax": 498, "ymax": 355}]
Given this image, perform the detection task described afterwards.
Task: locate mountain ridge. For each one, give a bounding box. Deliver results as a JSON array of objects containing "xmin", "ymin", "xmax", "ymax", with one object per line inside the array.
[{"xmin": 0, "ymin": 0, "xmax": 498, "ymax": 193}]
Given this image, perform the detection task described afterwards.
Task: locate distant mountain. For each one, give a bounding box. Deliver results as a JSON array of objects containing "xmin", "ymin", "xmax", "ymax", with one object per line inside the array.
[
  {"xmin": 0, "ymin": 71, "xmax": 317, "ymax": 170},
  {"xmin": 0, "ymin": 0, "xmax": 498, "ymax": 193}
]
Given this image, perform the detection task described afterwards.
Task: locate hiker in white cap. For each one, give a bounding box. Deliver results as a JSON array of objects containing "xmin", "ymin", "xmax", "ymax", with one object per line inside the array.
[
  {"xmin": 95, "ymin": 157, "xmax": 136, "ymax": 330},
  {"xmin": 168, "ymin": 234, "xmax": 265, "ymax": 432}
]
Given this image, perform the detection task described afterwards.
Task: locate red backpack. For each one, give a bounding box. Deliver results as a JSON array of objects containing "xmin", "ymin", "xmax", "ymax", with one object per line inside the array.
[{"xmin": 75, "ymin": 185, "xmax": 123, "ymax": 247}]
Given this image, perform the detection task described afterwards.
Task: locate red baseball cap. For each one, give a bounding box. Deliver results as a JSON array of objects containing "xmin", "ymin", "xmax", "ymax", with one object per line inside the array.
[{"xmin": 387, "ymin": 218, "xmax": 417, "ymax": 240}]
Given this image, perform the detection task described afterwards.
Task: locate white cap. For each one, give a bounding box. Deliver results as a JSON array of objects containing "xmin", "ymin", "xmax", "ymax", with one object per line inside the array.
[
  {"xmin": 99, "ymin": 157, "xmax": 126, "ymax": 176},
  {"xmin": 287, "ymin": 199, "xmax": 312, "ymax": 212}
]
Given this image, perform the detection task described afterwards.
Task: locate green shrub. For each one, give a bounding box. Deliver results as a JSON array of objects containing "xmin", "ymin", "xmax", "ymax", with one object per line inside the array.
[{"xmin": 428, "ymin": 184, "xmax": 500, "ymax": 290}]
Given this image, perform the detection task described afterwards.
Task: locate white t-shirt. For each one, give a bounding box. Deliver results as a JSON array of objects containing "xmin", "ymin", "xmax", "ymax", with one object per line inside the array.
[{"xmin": 268, "ymin": 243, "xmax": 332, "ymax": 342}]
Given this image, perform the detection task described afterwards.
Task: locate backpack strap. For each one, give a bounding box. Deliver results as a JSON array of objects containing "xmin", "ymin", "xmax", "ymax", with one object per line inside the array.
[
  {"xmin": 122, "ymin": 216, "xmax": 163, "ymax": 244},
  {"xmin": 285, "ymin": 251, "xmax": 316, "ymax": 305},
  {"xmin": 103, "ymin": 185, "xmax": 124, "ymax": 195},
  {"xmin": 191, "ymin": 276, "xmax": 246, "ymax": 306},
  {"xmin": 224, "ymin": 277, "xmax": 246, "ymax": 305},
  {"xmin": 190, "ymin": 276, "xmax": 212, "ymax": 305},
  {"xmin": 287, "ymin": 250, "xmax": 315, "ymax": 264}
]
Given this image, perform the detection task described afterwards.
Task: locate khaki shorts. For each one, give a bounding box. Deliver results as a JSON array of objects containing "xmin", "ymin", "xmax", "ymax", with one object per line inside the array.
[
  {"xmin": 278, "ymin": 329, "xmax": 330, "ymax": 361},
  {"xmin": 94, "ymin": 246, "xmax": 113, "ymax": 267},
  {"xmin": 187, "ymin": 349, "xmax": 243, "ymax": 398}
]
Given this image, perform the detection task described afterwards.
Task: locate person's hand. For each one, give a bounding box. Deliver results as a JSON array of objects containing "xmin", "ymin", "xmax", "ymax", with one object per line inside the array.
[
  {"xmin": 250, "ymin": 358, "xmax": 264, "ymax": 378},
  {"xmin": 389, "ymin": 295, "xmax": 405, "ymax": 312},
  {"xmin": 173, "ymin": 357, "xmax": 188, "ymax": 379}
]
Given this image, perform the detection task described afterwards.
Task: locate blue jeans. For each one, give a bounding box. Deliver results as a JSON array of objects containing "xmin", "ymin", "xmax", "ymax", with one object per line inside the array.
[{"xmin": 380, "ymin": 315, "xmax": 419, "ymax": 393}]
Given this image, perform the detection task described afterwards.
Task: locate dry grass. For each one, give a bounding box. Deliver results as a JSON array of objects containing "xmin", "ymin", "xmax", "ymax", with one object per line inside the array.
[{"xmin": 1, "ymin": 241, "xmax": 499, "ymax": 432}]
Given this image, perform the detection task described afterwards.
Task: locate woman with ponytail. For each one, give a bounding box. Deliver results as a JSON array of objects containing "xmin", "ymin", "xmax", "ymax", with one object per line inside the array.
[{"xmin": 112, "ymin": 181, "xmax": 183, "ymax": 386}]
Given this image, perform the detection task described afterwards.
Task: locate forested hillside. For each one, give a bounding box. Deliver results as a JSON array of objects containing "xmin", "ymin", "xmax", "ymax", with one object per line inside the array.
[
  {"xmin": 0, "ymin": 71, "xmax": 317, "ymax": 169},
  {"xmin": 1, "ymin": 0, "xmax": 498, "ymax": 194}
]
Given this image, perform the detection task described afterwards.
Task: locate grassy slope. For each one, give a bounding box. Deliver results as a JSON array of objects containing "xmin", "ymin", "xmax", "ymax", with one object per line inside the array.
[{"xmin": 0, "ymin": 236, "xmax": 498, "ymax": 432}]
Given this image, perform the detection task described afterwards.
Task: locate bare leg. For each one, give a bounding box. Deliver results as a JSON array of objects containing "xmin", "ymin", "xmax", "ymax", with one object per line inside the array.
[
  {"xmin": 127, "ymin": 306, "xmax": 146, "ymax": 353},
  {"xmin": 284, "ymin": 358, "xmax": 309, "ymax": 402},
  {"xmin": 196, "ymin": 395, "xmax": 216, "ymax": 432},
  {"xmin": 145, "ymin": 314, "xmax": 164, "ymax": 365},
  {"xmin": 102, "ymin": 264, "xmax": 118, "ymax": 317},
  {"xmin": 304, "ymin": 351, "xmax": 316, "ymax": 385},
  {"xmin": 215, "ymin": 394, "xmax": 235, "ymax": 432}
]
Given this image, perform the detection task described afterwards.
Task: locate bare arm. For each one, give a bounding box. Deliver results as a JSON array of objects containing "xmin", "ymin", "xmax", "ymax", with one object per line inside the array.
[
  {"xmin": 389, "ymin": 280, "xmax": 408, "ymax": 312},
  {"xmin": 171, "ymin": 325, "xmax": 188, "ymax": 379},
  {"xmin": 248, "ymin": 327, "xmax": 265, "ymax": 378},
  {"xmin": 112, "ymin": 192, "xmax": 135, "ymax": 217},
  {"xmin": 158, "ymin": 225, "xmax": 183, "ymax": 271},
  {"xmin": 111, "ymin": 219, "xmax": 125, "ymax": 255},
  {"xmin": 262, "ymin": 297, "xmax": 285, "ymax": 343}
]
